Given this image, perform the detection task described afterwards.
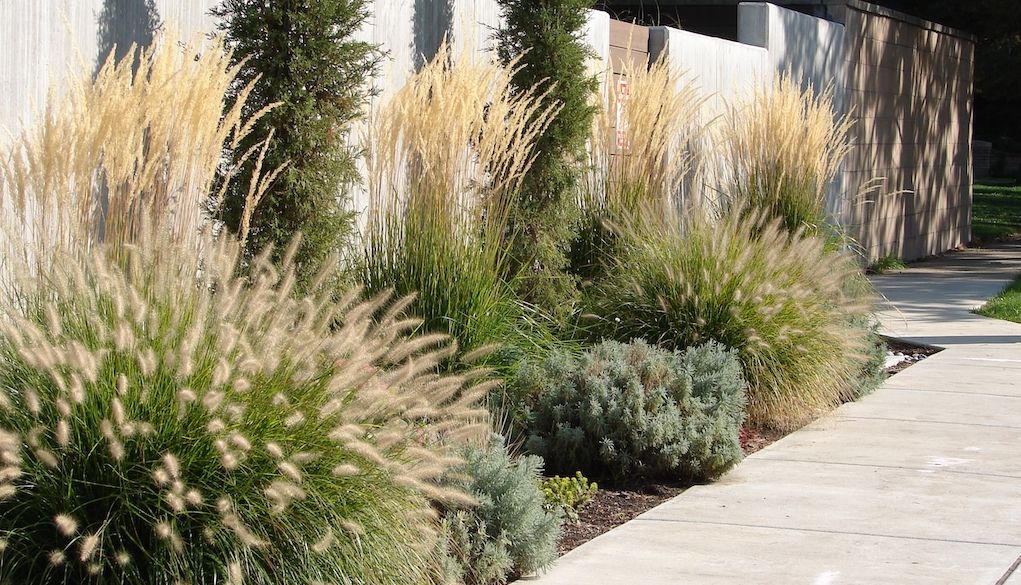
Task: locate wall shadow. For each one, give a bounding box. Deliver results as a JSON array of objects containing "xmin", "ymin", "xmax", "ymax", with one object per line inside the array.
[
  {"xmin": 414, "ymin": 0, "xmax": 453, "ymax": 68},
  {"xmin": 95, "ymin": 0, "xmax": 162, "ymax": 75}
]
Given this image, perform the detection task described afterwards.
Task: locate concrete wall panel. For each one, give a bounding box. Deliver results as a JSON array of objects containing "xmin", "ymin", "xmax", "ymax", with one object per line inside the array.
[
  {"xmin": 841, "ymin": 1, "xmax": 974, "ymax": 261},
  {"xmin": 0, "ymin": 0, "xmax": 219, "ymax": 135},
  {"xmin": 649, "ymin": 25, "xmax": 770, "ymax": 119}
]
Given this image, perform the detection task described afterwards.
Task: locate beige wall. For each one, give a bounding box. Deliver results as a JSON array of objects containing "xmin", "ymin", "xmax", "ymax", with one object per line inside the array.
[{"xmin": 841, "ymin": 1, "xmax": 974, "ymax": 261}]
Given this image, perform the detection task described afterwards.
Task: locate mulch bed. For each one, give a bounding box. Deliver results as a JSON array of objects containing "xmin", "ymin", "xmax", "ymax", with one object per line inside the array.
[
  {"xmin": 556, "ymin": 426, "xmax": 785, "ymax": 555},
  {"xmin": 556, "ymin": 479, "xmax": 688, "ymax": 554}
]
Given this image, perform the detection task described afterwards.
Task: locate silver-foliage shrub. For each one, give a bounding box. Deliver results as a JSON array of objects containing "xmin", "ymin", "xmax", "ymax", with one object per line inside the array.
[
  {"xmin": 440, "ymin": 435, "xmax": 562, "ymax": 585},
  {"xmin": 0, "ymin": 235, "xmax": 490, "ymax": 584},
  {"xmin": 516, "ymin": 340, "xmax": 747, "ymax": 481}
]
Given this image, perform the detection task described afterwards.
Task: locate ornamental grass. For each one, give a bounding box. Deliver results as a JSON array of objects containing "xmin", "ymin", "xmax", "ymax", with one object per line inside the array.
[
  {"xmin": 585, "ymin": 205, "xmax": 876, "ymax": 431},
  {"xmin": 0, "ymin": 33, "xmax": 491, "ymax": 584},
  {"xmin": 360, "ymin": 42, "xmax": 559, "ymax": 358}
]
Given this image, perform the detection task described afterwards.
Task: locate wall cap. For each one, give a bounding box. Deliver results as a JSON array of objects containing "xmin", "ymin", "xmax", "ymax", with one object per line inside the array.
[{"xmin": 845, "ymin": 0, "xmax": 977, "ymax": 43}]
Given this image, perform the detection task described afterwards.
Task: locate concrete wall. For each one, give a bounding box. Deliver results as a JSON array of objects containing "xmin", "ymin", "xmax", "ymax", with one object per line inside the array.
[
  {"xmin": 738, "ymin": 2, "xmax": 845, "ymax": 105},
  {"xmin": 840, "ymin": 0, "xmax": 974, "ymax": 261},
  {"xmin": 648, "ymin": 25, "xmax": 770, "ymax": 207},
  {"xmin": 1, "ymin": 1, "xmax": 974, "ymax": 262},
  {"xmin": 364, "ymin": 0, "xmax": 501, "ymax": 102},
  {"xmin": 737, "ymin": 2, "xmax": 850, "ymax": 225},
  {"xmin": 649, "ymin": 25, "xmax": 770, "ymax": 120},
  {"xmin": 0, "ymin": 0, "xmax": 506, "ymax": 138},
  {"xmin": 644, "ymin": 0, "xmax": 975, "ymax": 262},
  {"xmin": 0, "ymin": 0, "xmax": 219, "ymax": 135}
]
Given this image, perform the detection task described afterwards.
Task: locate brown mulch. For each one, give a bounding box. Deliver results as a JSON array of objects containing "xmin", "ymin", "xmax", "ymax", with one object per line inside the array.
[
  {"xmin": 739, "ymin": 426, "xmax": 787, "ymax": 455},
  {"xmin": 556, "ymin": 426, "xmax": 786, "ymax": 555},
  {"xmin": 556, "ymin": 479, "xmax": 688, "ymax": 554}
]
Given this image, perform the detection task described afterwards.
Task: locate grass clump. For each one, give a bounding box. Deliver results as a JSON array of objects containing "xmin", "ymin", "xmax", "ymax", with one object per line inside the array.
[
  {"xmin": 716, "ymin": 74, "xmax": 852, "ymax": 239},
  {"xmin": 0, "ymin": 34, "xmax": 276, "ymax": 274},
  {"xmin": 360, "ymin": 42, "xmax": 558, "ymax": 361},
  {"xmin": 585, "ymin": 208, "xmax": 876, "ymax": 431},
  {"xmin": 868, "ymin": 255, "xmax": 908, "ymax": 274},
  {"xmin": 574, "ymin": 56, "xmax": 705, "ymax": 280},
  {"xmin": 514, "ymin": 340, "xmax": 746, "ymax": 481},
  {"xmin": 0, "ymin": 236, "xmax": 488, "ymax": 583},
  {"xmin": 439, "ymin": 435, "xmax": 562, "ymax": 585},
  {"xmin": 975, "ymin": 274, "xmax": 1021, "ymax": 324}
]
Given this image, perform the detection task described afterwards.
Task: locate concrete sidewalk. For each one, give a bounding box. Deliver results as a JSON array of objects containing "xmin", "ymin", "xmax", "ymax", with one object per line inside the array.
[{"xmin": 530, "ymin": 243, "xmax": 1021, "ymax": 585}]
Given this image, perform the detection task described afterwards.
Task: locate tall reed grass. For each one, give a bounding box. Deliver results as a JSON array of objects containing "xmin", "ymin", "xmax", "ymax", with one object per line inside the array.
[
  {"xmin": 573, "ymin": 56, "xmax": 706, "ymax": 279},
  {"xmin": 0, "ymin": 33, "xmax": 279, "ymax": 277},
  {"xmin": 715, "ymin": 74, "xmax": 852, "ymax": 237},
  {"xmin": 360, "ymin": 42, "xmax": 558, "ymax": 356}
]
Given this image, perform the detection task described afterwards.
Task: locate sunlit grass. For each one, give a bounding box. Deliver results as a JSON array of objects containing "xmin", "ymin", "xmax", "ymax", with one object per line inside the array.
[
  {"xmin": 975, "ymin": 274, "xmax": 1021, "ymax": 324},
  {"xmin": 972, "ymin": 183, "xmax": 1021, "ymax": 243},
  {"xmin": 868, "ymin": 255, "xmax": 907, "ymax": 274}
]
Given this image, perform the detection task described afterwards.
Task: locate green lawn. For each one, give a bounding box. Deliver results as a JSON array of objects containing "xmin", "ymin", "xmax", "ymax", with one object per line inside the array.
[
  {"xmin": 975, "ymin": 274, "xmax": 1021, "ymax": 324},
  {"xmin": 973, "ymin": 183, "xmax": 1021, "ymax": 243}
]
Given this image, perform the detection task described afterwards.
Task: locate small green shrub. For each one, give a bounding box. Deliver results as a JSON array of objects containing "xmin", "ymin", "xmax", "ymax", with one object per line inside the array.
[
  {"xmin": 515, "ymin": 340, "xmax": 746, "ymax": 481},
  {"xmin": 0, "ymin": 235, "xmax": 489, "ymax": 584},
  {"xmin": 540, "ymin": 472, "xmax": 598, "ymax": 523},
  {"xmin": 868, "ymin": 255, "xmax": 908, "ymax": 274},
  {"xmin": 586, "ymin": 207, "xmax": 876, "ymax": 431},
  {"xmin": 440, "ymin": 435, "xmax": 563, "ymax": 585}
]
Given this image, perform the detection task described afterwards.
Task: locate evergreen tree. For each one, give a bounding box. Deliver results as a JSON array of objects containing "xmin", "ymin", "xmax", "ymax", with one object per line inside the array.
[
  {"xmin": 213, "ymin": 0, "xmax": 380, "ymax": 288},
  {"xmin": 495, "ymin": 0, "xmax": 599, "ymax": 318}
]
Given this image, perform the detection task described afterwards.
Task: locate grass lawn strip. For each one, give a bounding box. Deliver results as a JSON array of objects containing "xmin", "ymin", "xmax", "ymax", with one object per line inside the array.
[
  {"xmin": 975, "ymin": 273, "xmax": 1021, "ymax": 324},
  {"xmin": 972, "ymin": 183, "xmax": 1021, "ymax": 243}
]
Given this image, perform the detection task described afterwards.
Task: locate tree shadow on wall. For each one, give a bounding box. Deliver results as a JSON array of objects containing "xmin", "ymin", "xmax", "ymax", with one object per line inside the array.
[
  {"xmin": 414, "ymin": 0, "xmax": 453, "ymax": 68},
  {"xmin": 93, "ymin": 0, "xmax": 162, "ymax": 241},
  {"xmin": 95, "ymin": 0, "xmax": 162, "ymax": 75}
]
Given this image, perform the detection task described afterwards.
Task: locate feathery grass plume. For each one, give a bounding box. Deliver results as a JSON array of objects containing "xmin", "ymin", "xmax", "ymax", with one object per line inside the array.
[
  {"xmin": 0, "ymin": 32, "xmax": 279, "ymax": 279},
  {"xmin": 573, "ymin": 55, "xmax": 707, "ymax": 280},
  {"xmin": 0, "ymin": 230, "xmax": 489, "ymax": 583},
  {"xmin": 0, "ymin": 32, "xmax": 488, "ymax": 584},
  {"xmin": 715, "ymin": 74, "xmax": 852, "ymax": 238},
  {"xmin": 585, "ymin": 203, "xmax": 876, "ymax": 431},
  {"xmin": 360, "ymin": 41, "xmax": 559, "ymax": 359}
]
